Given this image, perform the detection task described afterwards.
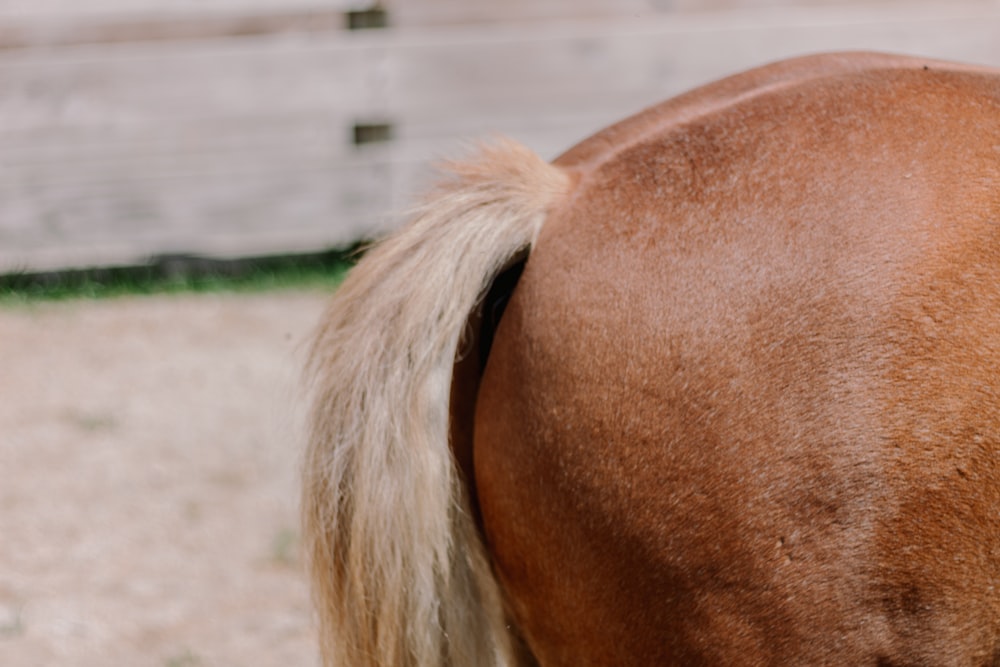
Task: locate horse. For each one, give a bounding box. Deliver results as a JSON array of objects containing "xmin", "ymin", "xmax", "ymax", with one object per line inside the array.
[{"xmin": 302, "ymin": 51, "xmax": 1000, "ymax": 665}]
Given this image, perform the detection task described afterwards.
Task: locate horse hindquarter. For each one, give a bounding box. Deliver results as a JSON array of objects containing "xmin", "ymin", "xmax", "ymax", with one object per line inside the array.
[{"xmin": 473, "ymin": 59, "xmax": 1000, "ymax": 665}]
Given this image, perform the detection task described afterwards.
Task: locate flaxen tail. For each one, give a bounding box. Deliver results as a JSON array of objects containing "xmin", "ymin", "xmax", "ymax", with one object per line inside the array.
[{"xmin": 303, "ymin": 140, "xmax": 570, "ymax": 666}]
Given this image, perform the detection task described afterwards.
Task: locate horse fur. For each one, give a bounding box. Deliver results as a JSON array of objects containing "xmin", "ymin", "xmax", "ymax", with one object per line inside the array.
[
  {"xmin": 302, "ymin": 139, "xmax": 570, "ymax": 667},
  {"xmin": 304, "ymin": 52, "xmax": 1000, "ymax": 665}
]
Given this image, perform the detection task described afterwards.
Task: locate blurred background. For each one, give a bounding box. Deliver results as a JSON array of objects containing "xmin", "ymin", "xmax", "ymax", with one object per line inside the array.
[
  {"xmin": 1, "ymin": 0, "xmax": 999, "ymax": 274},
  {"xmin": 1, "ymin": 2, "xmax": 999, "ymax": 666}
]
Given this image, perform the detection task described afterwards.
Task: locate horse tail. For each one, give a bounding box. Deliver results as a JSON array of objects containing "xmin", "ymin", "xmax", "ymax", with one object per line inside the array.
[{"xmin": 302, "ymin": 139, "xmax": 570, "ymax": 667}]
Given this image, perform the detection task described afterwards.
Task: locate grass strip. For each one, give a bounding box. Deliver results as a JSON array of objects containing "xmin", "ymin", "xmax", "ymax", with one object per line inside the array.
[{"xmin": 0, "ymin": 248, "xmax": 360, "ymax": 304}]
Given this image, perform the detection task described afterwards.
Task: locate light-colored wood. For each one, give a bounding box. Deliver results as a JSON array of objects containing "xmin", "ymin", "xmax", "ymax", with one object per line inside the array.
[
  {"xmin": 2, "ymin": 2, "xmax": 1000, "ymax": 271},
  {"xmin": 0, "ymin": 10, "xmax": 344, "ymax": 50},
  {"xmin": 0, "ymin": 1, "xmax": 365, "ymax": 17},
  {"xmin": 0, "ymin": 0, "xmax": 919, "ymax": 30},
  {"xmin": 381, "ymin": 0, "xmax": 919, "ymax": 26}
]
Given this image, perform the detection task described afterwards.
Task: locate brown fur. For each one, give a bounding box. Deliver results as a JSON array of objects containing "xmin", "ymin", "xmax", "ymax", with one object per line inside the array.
[{"xmin": 306, "ymin": 53, "xmax": 1000, "ymax": 665}]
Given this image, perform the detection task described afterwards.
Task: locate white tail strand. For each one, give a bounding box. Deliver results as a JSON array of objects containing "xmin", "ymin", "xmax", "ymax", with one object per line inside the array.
[{"xmin": 303, "ymin": 140, "xmax": 570, "ymax": 667}]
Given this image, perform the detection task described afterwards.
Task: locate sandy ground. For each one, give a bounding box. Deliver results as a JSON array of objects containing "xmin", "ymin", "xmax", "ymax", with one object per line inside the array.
[{"xmin": 0, "ymin": 290, "xmax": 331, "ymax": 667}]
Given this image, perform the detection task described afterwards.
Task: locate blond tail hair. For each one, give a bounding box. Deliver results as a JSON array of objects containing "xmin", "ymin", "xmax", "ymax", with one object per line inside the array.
[{"xmin": 303, "ymin": 139, "xmax": 570, "ymax": 666}]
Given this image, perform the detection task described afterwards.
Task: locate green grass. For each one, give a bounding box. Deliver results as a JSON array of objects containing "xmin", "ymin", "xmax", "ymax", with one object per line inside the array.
[
  {"xmin": 0, "ymin": 249, "xmax": 358, "ymax": 304},
  {"xmin": 270, "ymin": 527, "xmax": 300, "ymax": 567},
  {"xmin": 164, "ymin": 649, "xmax": 202, "ymax": 667}
]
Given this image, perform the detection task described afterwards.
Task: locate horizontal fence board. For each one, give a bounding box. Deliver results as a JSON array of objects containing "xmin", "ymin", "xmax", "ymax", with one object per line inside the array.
[
  {"xmin": 0, "ymin": 1, "xmax": 364, "ymax": 17},
  {"xmin": 383, "ymin": 0, "xmax": 921, "ymax": 26},
  {"xmin": 0, "ymin": 11, "xmax": 346, "ymax": 51},
  {"xmin": 0, "ymin": 38, "xmax": 376, "ymax": 135},
  {"xmin": 2, "ymin": 2, "xmax": 1000, "ymax": 271},
  {"xmin": 0, "ymin": 154, "xmax": 396, "ymax": 271},
  {"xmin": 0, "ymin": 0, "xmax": 973, "ymax": 52},
  {"xmin": 0, "ymin": 0, "xmax": 923, "ymax": 32},
  {"xmin": 0, "ymin": 115, "xmax": 352, "ymax": 171},
  {"xmin": 6, "ymin": 5, "xmax": 997, "ymax": 133},
  {"xmin": 386, "ymin": 4, "xmax": 1000, "ymax": 117}
]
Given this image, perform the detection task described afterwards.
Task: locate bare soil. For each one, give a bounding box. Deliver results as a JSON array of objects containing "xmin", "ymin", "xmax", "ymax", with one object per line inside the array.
[{"xmin": 0, "ymin": 291, "xmax": 330, "ymax": 666}]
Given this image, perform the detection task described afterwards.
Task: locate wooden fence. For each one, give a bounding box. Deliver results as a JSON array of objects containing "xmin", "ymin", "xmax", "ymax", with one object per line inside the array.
[{"xmin": 2, "ymin": 0, "xmax": 999, "ymax": 272}]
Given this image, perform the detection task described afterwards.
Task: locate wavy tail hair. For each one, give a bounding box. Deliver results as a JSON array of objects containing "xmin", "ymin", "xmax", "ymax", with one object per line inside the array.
[{"xmin": 303, "ymin": 140, "xmax": 570, "ymax": 666}]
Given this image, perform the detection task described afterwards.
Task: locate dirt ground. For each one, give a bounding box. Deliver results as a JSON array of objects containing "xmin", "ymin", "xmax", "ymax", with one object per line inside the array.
[{"xmin": 0, "ymin": 290, "xmax": 332, "ymax": 666}]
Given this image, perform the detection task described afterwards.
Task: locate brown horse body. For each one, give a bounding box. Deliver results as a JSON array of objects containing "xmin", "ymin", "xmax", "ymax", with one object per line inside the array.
[
  {"xmin": 305, "ymin": 52, "xmax": 1000, "ymax": 666},
  {"xmin": 468, "ymin": 51, "xmax": 1000, "ymax": 665}
]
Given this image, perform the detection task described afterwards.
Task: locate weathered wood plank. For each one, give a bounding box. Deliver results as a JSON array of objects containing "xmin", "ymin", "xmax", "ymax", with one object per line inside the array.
[
  {"xmin": 0, "ymin": 38, "xmax": 373, "ymax": 135},
  {"xmin": 0, "ymin": 150, "xmax": 396, "ymax": 272},
  {"xmin": 386, "ymin": 4, "xmax": 1000, "ymax": 121},
  {"xmin": 8, "ymin": 4, "xmax": 998, "ymax": 136},
  {"xmin": 382, "ymin": 0, "xmax": 921, "ymax": 26},
  {"xmin": 0, "ymin": 1, "xmax": 364, "ymax": 17},
  {"xmin": 0, "ymin": 0, "xmax": 916, "ymax": 31},
  {"xmin": 0, "ymin": 10, "xmax": 346, "ymax": 50},
  {"xmin": 2, "ymin": 3, "xmax": 1000, "ymax": 271}
]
